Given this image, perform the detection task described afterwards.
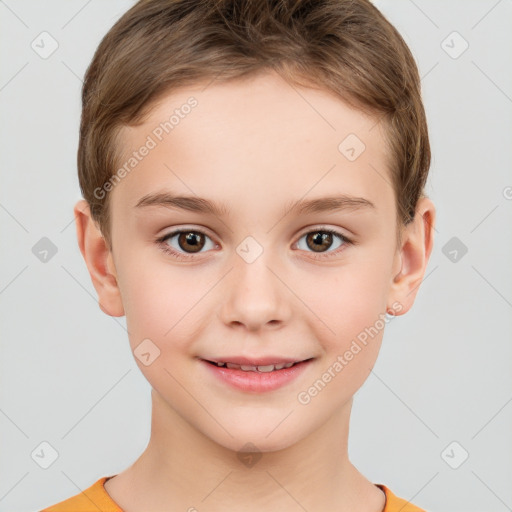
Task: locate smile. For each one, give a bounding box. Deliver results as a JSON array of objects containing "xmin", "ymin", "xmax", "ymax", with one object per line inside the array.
[
  {"xmin": 201, "ymin": 358, "xmax": 314, "ymax": 393},
  {"xmin": 205, "ymin": 360, "xmax": 298, "ymax": 372}
]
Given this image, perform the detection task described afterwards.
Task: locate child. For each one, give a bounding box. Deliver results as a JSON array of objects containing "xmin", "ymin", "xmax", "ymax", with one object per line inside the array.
[{"xmin": 40, "ymin": 0, "xmax": 435, "ymax": 510}]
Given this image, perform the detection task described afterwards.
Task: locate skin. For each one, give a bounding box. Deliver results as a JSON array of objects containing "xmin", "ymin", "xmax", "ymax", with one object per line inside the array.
[{"xmin": 75, "ymin": 69, "xmax": 435, "ymax": 512}]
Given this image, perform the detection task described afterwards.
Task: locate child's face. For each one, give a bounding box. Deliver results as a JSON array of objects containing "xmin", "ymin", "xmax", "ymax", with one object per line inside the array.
[{"xmin": 92, "ymin": 70, "xmax": 418, "ymax": 451}]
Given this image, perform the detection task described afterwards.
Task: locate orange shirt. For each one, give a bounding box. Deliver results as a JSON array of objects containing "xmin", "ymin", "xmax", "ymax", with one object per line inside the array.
[{"xmin": 40, "ymin": 475, "xmax": 426, "ymax": 511}]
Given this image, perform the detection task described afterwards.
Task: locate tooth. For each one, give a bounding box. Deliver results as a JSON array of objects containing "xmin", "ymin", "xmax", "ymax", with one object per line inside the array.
[
  {"xmin": 218, "ymin": 362, "xmax": 296, "ymax": 372},
  {"xmin": 241, "ymin": 365, "xmax": 258, "ymax": 371}
]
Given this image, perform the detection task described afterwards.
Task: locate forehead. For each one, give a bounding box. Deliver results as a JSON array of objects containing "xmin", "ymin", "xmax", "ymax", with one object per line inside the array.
[{"xmin": 110, "ymin": 70, "xmax": 393, "ymax": 222}]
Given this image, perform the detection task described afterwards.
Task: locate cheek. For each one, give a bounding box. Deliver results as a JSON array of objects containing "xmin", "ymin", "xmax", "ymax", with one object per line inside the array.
[
  {"xmin": 301, "ymin": 261, "xmax": 391, "ymax": 395},
  {"xmin": 118, "ymin": 258, "xmax": 190, "ymax": 346},
  {"xmin": 297, "ymin": 266, "xmax": 389, "ymax": 406},
  {"xmin": 120, "ymin": 259, "xmax": 218, "ymax": 364},
  {"xmin": 307, "ymin": 262, "xmax": 388, "ymax": 334}
]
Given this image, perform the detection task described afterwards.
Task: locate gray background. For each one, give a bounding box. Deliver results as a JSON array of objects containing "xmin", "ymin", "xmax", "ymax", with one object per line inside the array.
[{"xmin": 1, "ymin": 1, "xmax": 511, "ymax": 511}]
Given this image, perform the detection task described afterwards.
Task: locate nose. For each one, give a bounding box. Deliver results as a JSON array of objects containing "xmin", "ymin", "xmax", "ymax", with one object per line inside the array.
[{"xmin": 218, "ymin": 250, "xmax": 291, "ymax": 332}]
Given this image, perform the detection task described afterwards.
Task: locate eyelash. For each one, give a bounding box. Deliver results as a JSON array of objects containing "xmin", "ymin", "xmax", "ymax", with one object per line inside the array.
[{"xmin": 156, "ymin": 226, "xmax": 353, "ymax": 262}]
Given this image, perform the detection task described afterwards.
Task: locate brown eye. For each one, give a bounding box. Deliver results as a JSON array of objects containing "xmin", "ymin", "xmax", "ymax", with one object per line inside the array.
[
  {"xmin": 158, "ymin": 229, "xmax": 215, "ymax": 259},
  {"xmin": 295, "ymin": 228, "xmax": 351, "ymax": 258},
  {"xmin": 176, "ymin": 231, "xmax": 206, "ymax": 253},
  {"xmin": 305, "ymin": 231, "xmax": 334, "ymax": 253}
]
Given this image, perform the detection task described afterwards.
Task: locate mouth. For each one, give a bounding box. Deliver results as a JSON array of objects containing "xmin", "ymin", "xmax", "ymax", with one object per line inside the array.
[
  {"xmin": 201, "ymin": 357, "xmax": 314, "ymax": 392},
  {"xmin": 202, "ymin": 358, "xmax": 314, "ymax": 373}
]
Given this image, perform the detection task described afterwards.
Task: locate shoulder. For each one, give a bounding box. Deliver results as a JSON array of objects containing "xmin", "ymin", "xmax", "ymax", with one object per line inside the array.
[
  {"xmin": 376, "ymin": 484, "xmax": 427, "ymax": 512},
  {"xmin": 39, "ymin": 476, "xmax": 122, "ymax": 512}
]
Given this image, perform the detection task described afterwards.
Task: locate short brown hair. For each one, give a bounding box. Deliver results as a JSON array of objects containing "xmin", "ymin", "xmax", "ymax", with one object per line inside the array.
[{"xmin": 78, "ymin": 0, "xmax": 430, "ymax": 250}]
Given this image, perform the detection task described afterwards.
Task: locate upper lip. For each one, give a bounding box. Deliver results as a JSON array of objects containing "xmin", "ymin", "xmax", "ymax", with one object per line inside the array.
[{"xmin": 202, "ymin": 356, "xmax": 312, "ymax": 366}]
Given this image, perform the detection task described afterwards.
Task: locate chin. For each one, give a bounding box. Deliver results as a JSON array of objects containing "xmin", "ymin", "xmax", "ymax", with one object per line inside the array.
[{"xmin": 207, "ymin": 423, "xmax": 306, "ymax": 456}]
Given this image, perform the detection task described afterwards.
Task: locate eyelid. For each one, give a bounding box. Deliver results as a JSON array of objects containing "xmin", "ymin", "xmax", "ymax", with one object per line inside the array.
[
  {"xmin": 157, "ymin": 224, "xmax": 216, "ymax": 239},
  {"xmin": 295, "ymin": 224, "xmax": 352, "ymax": 240}
]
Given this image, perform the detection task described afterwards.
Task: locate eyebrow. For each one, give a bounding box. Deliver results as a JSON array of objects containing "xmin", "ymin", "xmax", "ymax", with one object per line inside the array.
[{"xmin": 134, "ymin": 191, "xmax": 376, "ymax": 217}]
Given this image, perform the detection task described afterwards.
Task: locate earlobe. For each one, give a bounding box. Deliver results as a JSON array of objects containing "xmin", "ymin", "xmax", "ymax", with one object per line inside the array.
[
  {"xmin": 387, "ymin": 197, "xmax": 436, "ymax": 315},
  {"xmin": 74, "ymin": 199, "xmax": 125, "ymax": 317}
]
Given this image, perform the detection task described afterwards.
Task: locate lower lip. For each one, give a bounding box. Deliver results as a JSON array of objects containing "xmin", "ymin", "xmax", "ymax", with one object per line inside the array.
[{"xmin": 201, "ymin": 359, "xmax": 313, "ymax": 393}]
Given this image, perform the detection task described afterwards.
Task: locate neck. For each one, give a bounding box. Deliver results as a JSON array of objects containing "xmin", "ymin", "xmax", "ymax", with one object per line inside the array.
[{"xmin": 105, "ymin": 390, "xmax": 385, "ymax": 512}]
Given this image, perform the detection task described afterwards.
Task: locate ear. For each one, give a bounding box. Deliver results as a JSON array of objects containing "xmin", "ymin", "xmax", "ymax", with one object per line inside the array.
[
  {"xmin": 387, "ymin": 197, "xmax": 436, "ymax": 316},
  {"xmin": 74, "ymin": 199, "xmax": 125, "ymax": 317}
]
